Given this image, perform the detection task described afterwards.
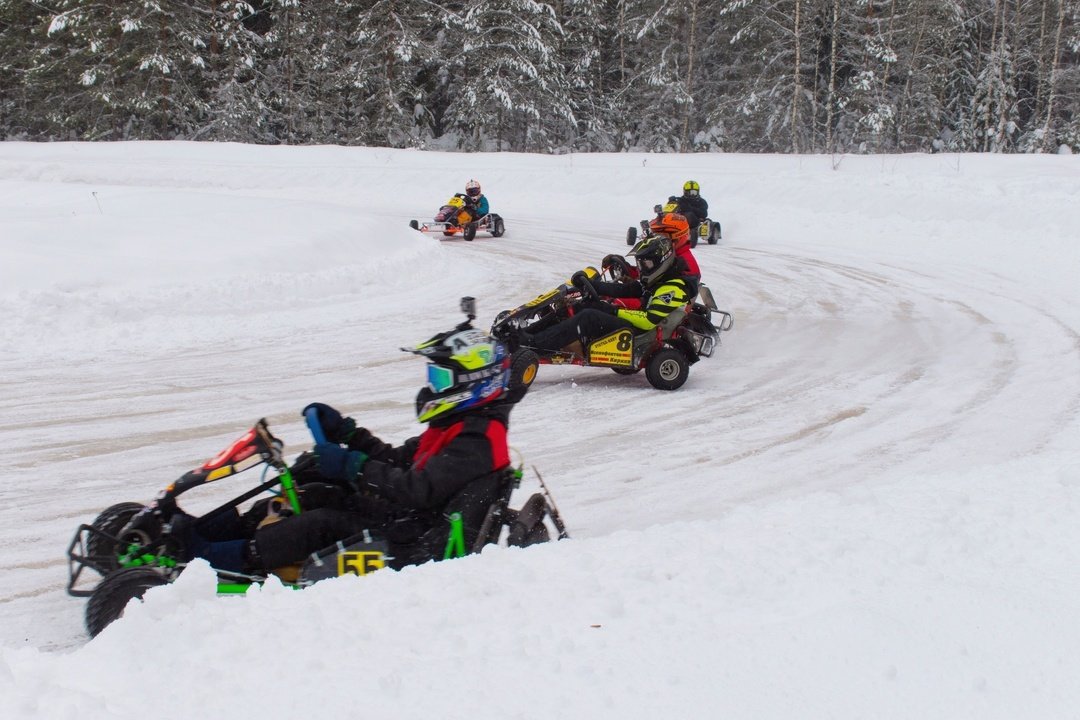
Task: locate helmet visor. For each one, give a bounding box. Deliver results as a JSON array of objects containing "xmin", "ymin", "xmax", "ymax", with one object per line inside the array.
[{"xmin": 426, "ymin": 363, "xmax": 456, "ymax": 393}]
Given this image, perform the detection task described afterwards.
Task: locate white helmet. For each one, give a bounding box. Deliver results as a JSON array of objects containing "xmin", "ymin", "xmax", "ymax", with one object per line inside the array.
[{"xmin": 465, "ymin": 179, "xmax": 481, "ymax": 198}]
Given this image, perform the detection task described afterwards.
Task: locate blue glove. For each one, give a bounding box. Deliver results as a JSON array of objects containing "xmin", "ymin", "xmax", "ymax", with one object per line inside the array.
[
  {"xmin": 314, "ymin": 442, "xmax": 368, "ymax": 486},
  {"xmin": 303, "ymin": 403, "xmax": 357, "ymax": 444}
]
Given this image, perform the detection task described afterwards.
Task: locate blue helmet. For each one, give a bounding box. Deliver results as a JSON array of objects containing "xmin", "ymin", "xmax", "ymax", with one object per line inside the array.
[{"xmin": 406, "ymin": 327, "xmax": 510, "ymax": 423}]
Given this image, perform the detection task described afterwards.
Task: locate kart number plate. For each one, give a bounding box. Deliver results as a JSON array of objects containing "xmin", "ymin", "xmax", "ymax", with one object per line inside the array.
[
  {"xmin": 337, "ymin": 551, "xmax": 386, "ymax": 576},
  {"xmin": 588, "ymin": 330, "xmax": 633, "ymax": 365}
]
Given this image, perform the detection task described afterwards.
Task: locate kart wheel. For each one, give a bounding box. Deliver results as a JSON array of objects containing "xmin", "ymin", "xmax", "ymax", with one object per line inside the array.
[
  {"xmin": 409, "ymin": 219, "xmax": 419, "ymax": 230},
  {"xmin": 689, "ymin": 232, "xmax": 699, "ymax": 249},
  {"xmin": 708, "ymin": 221, "xmax": 720, "ymax": 245},
  {"xmin": 463, "ymin": 223, "xmax": 477, "ymax": 241},
  {"xmin": 85, "ymin": 567, "xmax": 169, "ymax": 638},
  {"xmin": 87, "ymin": 502, "xmax": 146, "ymax": 573},
  {"xmin": 612, "ymin": 366, "xmax": 640, "ymax": 376},
  {"xmin": 491, "ymin": 217, "xmax": 505, "ymax": 237},
  {"xmin": 645, "ymin": 348, "xmax": 689, "ymax": 390},
  {"xmin": 626, "ymin": 227, "xmax": 637, "ymax": 246},
  {"xmin": 506, "ymin": 349, "xmax": 540, "ymax": 404},
  {"xmin": 507, "ymin": 494, "xmax": 550, "ymax": 547}
]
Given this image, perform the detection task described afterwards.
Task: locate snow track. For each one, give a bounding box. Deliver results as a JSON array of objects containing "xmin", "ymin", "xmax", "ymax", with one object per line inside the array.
[{"xmin": 2, "ymin": 145, "xmax": 1078, "ymax": 653}]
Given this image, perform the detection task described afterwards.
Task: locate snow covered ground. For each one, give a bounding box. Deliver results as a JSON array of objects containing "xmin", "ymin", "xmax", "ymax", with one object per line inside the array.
[{"xmin": 1, "ymin": 142, "xmax": 1079, "ymax": 719}]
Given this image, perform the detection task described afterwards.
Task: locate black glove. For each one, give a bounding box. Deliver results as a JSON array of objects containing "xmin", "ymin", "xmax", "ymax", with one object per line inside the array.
[
  {"xmin": 579, "ymin": 299, "xmax": 617, "ymax": 315},
  {"xmin": 303, "ymin": 402, "xmax": 357, "ymax": 444}
]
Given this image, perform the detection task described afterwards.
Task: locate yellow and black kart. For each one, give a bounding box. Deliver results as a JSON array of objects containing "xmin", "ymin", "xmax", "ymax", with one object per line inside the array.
[{"xmin": 490, "ymin": 267, "xmax": 733, "ymax": 391}]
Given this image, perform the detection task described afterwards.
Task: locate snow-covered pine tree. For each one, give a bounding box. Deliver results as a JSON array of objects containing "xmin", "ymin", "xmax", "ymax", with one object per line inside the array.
[
  {"xmin": 334, "ymin": 0, "xmax": 441, "ymax": 147},
  {"xmin": 556, "ymin": 0, "xmax": 615, "ymax": 151},
  {"xmin": 443, "ymin": 0, "xmax": 570, "ymax": 151}
]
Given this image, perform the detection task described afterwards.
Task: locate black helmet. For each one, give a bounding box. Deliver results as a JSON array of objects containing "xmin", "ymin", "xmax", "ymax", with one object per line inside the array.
[
  {"xmin": 405, "ymin": 326, "xmax": 510, "ymax": 423},
  {"xmin": 629, "ymin": 236, "xmax": 675, "ymax": 287}
]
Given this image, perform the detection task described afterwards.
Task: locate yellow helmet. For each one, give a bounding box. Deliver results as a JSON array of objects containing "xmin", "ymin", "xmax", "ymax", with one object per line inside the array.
[{"xmin": 682, "ymin": 180, "xmax": 700, "ymax": 196}]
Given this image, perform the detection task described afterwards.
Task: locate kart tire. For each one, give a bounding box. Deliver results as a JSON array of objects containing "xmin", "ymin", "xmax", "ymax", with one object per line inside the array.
[
  {"xmin": 505, "ymin": 349, "xmax": 540, "ymax": 404},
  {"xmin": 708, "ymin": 221, "xmax": 720, "ymax": 245},
  {"xmin": 507, "ymin": 494, "xmax": 550, "ymax": 547},
  {"xmin": 645, "ymin": 347, "xmax": 689, "ymax": 390},
  {"xmin": 85, "ymin": 567, "xmax": 169, "ymax": 638},
  {"xmin": 87, "ymin": 502, "xmax": 147, "ymax": 573},
  {"xmin": 689, "ymin": 232, "xmax": 699, "ymax": 249},
  {"xmin": 612, "ymin": 366, "xmax": 641, "ymax": 375},
  {"xmin": 463, "ymin": 223, "xmax": 477, "ymax": 241},
  {"xmin": 626, "ymin": 227, "xmax": 637, "ymax": 246},
  {"xmin": 491, "ymin": 217, "xmax": 505, "ymax": 238},
  {"xmin": 409, "ymin": 219, "xmax": 419, "ymax": 230}
]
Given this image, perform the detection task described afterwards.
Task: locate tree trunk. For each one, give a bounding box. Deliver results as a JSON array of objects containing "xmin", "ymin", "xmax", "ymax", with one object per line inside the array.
[
  {"xmin": 1041, "ymin": 0, "xmax": 1066, "ymax": 151},
  {"xmin": 681, "ymin": 0, "xmax": 699, "ymax": 149},
  {"xmin": 826, "ymin": 0, "xmax": 839, "ymax": 153},
  {"xmin": 791, "ymin": 0, "xmax": 802, "ymax": 153}
]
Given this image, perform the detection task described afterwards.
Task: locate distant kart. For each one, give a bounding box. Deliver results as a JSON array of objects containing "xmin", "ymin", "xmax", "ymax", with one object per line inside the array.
[
  {"xmin": 490, "ymin": 267, "xmax": 733, "ymax": 391},
  {"xmin": 409, "ymin": 193, "xmax": 506, "ymax": 241},
  {"xmin": 626, "ymin": 198, "xmax": 721, "ymax": 247}
]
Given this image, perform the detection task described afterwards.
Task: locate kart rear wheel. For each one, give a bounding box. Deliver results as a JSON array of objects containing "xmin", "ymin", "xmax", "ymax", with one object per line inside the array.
[
  {"xmin": 626, "ymin": 227, "xmax": 637, "ymax": 246},
  {"xmin": 87, "ymin": 502, "xmax": 146, "ymax": 573},
  {"xmin": 409, "ymin": 219, "xmax": 419, "ymax": 230},
  {"xmin": 708, "ymin": 221, "xmax": 721, "ymax": 245},
  {"xmin": 85, "ymin": 567, "xmax": 169, "ymax": 638},
  {"xmin": 491, "ymin": 217, "xmax": 505, "ymax": 237},
  {"xmin": 463, "ymin": 223, "xmax": 477, "ymax": 241},
  {"xmin": 645, "ymin": 348, "xmax": 689, "ymax": 390}
]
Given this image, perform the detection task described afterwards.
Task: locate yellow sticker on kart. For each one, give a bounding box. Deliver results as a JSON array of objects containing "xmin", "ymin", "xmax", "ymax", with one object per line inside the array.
[
  {"xmin": 525, "ymin": 289, "xmax": 559, "ymax": 307},
  {"xmin": 337, "ymin": 551, "xmax": 386, "ymax": 576},
  {"xmin": 588, "ymin": 330, "xmax": 633, "ymax": 366}
]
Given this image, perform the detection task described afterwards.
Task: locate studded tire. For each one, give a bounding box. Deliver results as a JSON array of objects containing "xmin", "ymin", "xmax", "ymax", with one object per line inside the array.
[
  {"xmin": 645, "ymin": 347, "xmax": 689, "ymax": 390},
  {"xmin": 85, "ymin": 567, "xmax": 170, "ymax": 638},
  {"xmin": 86, "ymin": 502, "xmax": 147, "ymax": 574}
]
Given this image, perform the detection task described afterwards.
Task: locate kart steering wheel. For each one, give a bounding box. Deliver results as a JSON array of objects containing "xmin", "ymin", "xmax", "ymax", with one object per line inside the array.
[
  {"xmin": 304, "ymin": 407, "xmax": 328, "ymax": 445},
  {"xmin": 573, "ymin": 272, "xmax": 599, "ymax": 301}
]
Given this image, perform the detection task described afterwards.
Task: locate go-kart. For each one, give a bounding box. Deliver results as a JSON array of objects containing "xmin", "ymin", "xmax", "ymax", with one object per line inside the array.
[
  {"xmin": 626, "ymin": 198, "xmax": 721, "ymax": 248},
  {"xmin": 409, "ymin": 193, "xmax": 506, "ymax": 241},
  {"xmin": 66, "ymin": 333, "xmax": 563, "ymax": 637},
  {"xmin": 490, "ymin": 266, "xmax": 733, "ymax": 391}
]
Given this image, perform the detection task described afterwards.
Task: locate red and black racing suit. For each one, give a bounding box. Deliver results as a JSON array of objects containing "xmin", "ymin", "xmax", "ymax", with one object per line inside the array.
[{"xmin": 254, "ymin": 404, "xmax": 513, "ymax": 569}]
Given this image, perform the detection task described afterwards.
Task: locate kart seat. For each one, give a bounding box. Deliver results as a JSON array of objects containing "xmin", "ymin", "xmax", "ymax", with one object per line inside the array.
[{"xmin": 633, "ymin": 306, "xmax": 688, "ymax": 348}]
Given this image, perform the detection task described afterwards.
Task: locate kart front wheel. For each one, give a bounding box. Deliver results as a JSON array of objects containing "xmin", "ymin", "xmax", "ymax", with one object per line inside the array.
[
  {"xmin": 626, "ymin": 227, "xmax": 637, "ymax": 246},
  {"xmin": 409, "ymin": 219, "xmax": 419, "ymax": 230},
  {"xmin": 85, "ymin": 567, "xmax": 169, "ymax": 638},
  {"xmin": 87, "ymin": 502, "xmax": 146, "ymax": 573},
  {"xmin": 645, "ymin": 348, "xmax": 689, "ymax": 390},
  {"xmin": 506, "ymin": 349, "xmax": 540, "ymax": 404},
  {"xmin": 463, "ymin": 223, "xmax": 477, "ymax": 241},
  {"xmin": 708, "ymin": 221, "xmax": 721, "ymax": 245}
]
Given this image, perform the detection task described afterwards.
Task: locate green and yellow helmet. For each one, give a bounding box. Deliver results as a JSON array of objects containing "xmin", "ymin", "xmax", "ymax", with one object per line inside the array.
[
  {"xmin": 406, "ymin": 326, "xmax": 510, "ymax": 423},
  {"xmin": 682, "ymin": 180, "xmax": 700, "ymax": 197}
]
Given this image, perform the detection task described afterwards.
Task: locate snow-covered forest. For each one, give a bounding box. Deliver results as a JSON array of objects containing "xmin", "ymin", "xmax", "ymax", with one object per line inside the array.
[{"xmin": 2, "ymin": 0, "xmax": 1078, "ymax": 153}]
